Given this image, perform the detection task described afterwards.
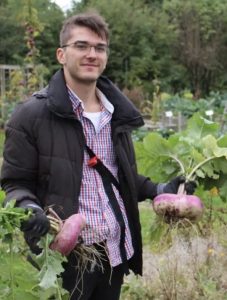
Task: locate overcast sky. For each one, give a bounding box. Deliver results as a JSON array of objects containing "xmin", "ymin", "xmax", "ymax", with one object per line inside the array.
[{"xmin": 52, "ymin": 0, "xmax": 73, "ymax": 11}]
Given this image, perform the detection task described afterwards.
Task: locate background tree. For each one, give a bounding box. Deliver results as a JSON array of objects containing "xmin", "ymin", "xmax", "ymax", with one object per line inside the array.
[
  {"xmin": 72, "ymin": 0, "xmax": 155, "ymax": 93},
  {"xmin": 0, "ymin": 1, "xmax": 27, "ymax": 64},
  {"xmin": 0, "ymin": 0, "xmax": 64, "ymax": 75},
  {"xmin": 163, "ymin": 0, "xmax": 227, "ymax": 98},
  {"xmin": 1, "ymin": 0, "xmax": 227, "ymax": 100},
  {"xmin": 34, "ymin": 0, "xmax": 64, "ymax": 76}
]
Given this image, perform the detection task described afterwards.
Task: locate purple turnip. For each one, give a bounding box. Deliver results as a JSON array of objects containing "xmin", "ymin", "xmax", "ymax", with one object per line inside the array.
[
  {"xmin": 48, "ymin": 210, "xmax": 86, "ymax": 256},
  {"xmin": 47, "ymin": 209, "xmax": 104, "ymax": 276},
  {"xmin": 153, "ymin": 184, "xmax": 204, "ymax": 222}
]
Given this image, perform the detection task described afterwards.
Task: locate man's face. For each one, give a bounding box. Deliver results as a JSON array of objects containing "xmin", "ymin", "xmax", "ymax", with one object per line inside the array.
[{"xmin": 57, "ymin": 26, "xmax": 108, "ymax": 84}]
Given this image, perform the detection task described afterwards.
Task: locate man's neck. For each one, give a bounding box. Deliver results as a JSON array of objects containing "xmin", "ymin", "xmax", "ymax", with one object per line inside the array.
[{"xmin": 65, "ymin": 77, "xmax": 101, "ymax": 113}]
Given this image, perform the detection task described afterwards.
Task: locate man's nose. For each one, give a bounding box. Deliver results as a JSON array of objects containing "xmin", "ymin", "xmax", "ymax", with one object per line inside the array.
[{"xmin": 86, "ymin": 46, "xmax": 97, "ymax": 57}]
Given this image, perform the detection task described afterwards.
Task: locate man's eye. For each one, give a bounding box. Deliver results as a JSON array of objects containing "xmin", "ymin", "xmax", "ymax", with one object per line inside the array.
[
  {"xmin": 96, "ymin": 46, "xmax": 106, "ymax": 53},
  {"xmin": 75, "ymin": 43, "xmax": 88, "ymax": 50}
]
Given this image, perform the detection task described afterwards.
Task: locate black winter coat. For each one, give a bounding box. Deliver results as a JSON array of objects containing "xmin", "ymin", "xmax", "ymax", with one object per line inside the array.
[{"xmin": 1, "ymin": 69, "xmax": 158, "ymax": 275}]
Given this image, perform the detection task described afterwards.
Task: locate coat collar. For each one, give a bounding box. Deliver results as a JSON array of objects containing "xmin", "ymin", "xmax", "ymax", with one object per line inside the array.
[{"xmin": 46, "ymin": 69, "xmax": 144, "ymax": 128}]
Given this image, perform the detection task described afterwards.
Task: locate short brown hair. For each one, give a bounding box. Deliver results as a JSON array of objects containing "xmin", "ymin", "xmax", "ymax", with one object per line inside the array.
[{"xmin": 59, "ymin": 12, "xmax": 109, "ymax": 47}]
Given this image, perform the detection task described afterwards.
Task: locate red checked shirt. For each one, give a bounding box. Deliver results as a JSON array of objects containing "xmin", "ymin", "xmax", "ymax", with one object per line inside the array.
[{"xmin": 68, "ymin": 87, "xmax": 134, "ymax": 267}]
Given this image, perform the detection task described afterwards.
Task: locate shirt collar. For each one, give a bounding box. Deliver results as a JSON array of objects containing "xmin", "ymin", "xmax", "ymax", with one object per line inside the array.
[
  {"xmin": 67, "ymin": 85, "xmax": 114, "ymax": 114},
  {"xmin": 96, "ymin": 88, "xmax": 114, "ymax": 114}
]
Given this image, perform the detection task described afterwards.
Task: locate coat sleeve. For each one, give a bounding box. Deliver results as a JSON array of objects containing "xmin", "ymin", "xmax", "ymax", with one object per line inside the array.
[
  {"xmin": 136, "ymin": 174, "xmax": 158, "ymax": 202},
  {"xmin": 0, "ymin": 102, "xmax": 40, "ymax": 207}
]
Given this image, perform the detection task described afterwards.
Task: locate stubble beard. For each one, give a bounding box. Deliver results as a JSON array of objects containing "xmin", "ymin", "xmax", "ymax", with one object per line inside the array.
[
  {"xmin": 71, "ymin": 69, "xmax": 103, "ymax": 85},
  {"xmin": 75, "ymin": 75, "xmax": 98, "ymax": 85},
  {"xmin": 64, "ymin": 64, "xmax": 104, "ymax": 87}
]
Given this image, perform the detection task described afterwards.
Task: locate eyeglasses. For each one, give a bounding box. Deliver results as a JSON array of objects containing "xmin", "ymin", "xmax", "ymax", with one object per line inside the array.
[{"xmin": 61, "ymin": 41, "xmax": 109, "ymax": 55}]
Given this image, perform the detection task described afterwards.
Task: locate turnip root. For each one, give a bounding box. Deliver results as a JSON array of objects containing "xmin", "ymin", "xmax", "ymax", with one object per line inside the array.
[
  {"xmin": 49, "ymin": 213, "xmax": 86, "ymax": 256},
  {"xmin": 153, "ymin": 184, "xmax": 204, "ymax": 222}
]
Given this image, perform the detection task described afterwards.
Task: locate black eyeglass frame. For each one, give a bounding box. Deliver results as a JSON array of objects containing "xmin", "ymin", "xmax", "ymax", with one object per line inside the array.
[{"xmin": 61, "ymin": 41, "xmax": 109, "ymax": 54}]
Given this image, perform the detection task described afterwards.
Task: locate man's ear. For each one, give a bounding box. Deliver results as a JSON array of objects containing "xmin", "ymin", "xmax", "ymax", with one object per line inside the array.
[{"xmin": 56, "ymin": 48, "xmax": 65, "ymax": 65}]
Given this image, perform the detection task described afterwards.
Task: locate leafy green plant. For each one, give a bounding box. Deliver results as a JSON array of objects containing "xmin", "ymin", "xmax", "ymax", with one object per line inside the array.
[
  {"xmin": 135, "ymin": 113, "xmax": 227, "ymax": 252},
  {"xmin": 0, "ymin": 191, "xmax": 69, "ymax": 299},
  {"xmin": 135, "ymin": 113, "xmax": 227, "ymax": 192},
  {"xmin": 121, "ymin": 273, "xmax": 155, "ymax": 300}
]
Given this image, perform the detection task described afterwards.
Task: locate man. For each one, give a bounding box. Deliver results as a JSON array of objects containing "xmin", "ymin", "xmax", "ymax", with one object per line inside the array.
[{"xmin": 0, "ymin": 12, "xmax": 195, "ymax": 300}]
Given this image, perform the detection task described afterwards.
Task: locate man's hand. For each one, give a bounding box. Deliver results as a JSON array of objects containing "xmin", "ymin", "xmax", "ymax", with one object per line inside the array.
[
  {"xmin": 21, "ymin": 206, "xmax": 50, "ymax": 238},
  {"xmin": 158, "ymin": 175, "xmax": 197, "ymax": 195}
]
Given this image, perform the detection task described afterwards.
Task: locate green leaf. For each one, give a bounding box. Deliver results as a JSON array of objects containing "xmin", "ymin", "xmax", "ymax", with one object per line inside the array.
[
  {"xmin": 184, "ymin": 113, "xmax": 220, "ymax": 140},
  {"xmin": 0, "ymin": 246, "xmax": 39, "ymax": 300},
  {"xmin": 143, "ymin": 132, "xmax": 186, "ymax": 175},
  {"xmin": 38, "ymin": 252, "xmax": 65, "ymax": 289},
  {"xmin": 32, "ymin": 235, "xmax": 67, "ymax": 292},
  {"xmin": 0, "ymin": 190, "xmax": 6, "ymax": 206},
  {"xmin": 202, "ymin": 135, "xmax": 227, "ymax": 158},
  {"xmin": 190, "ymin": 148, "xmax": 205, "ymax": 165},
  {"xmin": 143, "ymin": 132, "xmax": 170, "ymax": 158},
  {"xmin": 219, "ymin": 184, "xmax": 227, "ymax": 200},
  {"xmin": 217, "ymin": 135, "xmax": 227, "ymax": 147},
  {"xmin": 195, "ymin": 169, "xmax": 205, "ymax": 178}
]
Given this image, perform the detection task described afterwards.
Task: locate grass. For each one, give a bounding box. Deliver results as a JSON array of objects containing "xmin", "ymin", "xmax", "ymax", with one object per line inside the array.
[{"xmin": 139, "ymin": 201, "xmax": 156, "ymax": 247}]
